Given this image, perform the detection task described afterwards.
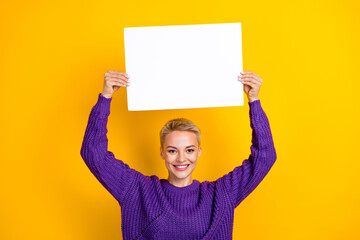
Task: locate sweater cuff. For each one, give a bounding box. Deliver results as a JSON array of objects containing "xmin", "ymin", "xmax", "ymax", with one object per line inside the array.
[
  {"xmin": 248, "ymin": 99, "xmax": 262, "ymax": 118},
  {"xmin": 93, "ymin": 93, "xmax": 112, "ymax": 116}
]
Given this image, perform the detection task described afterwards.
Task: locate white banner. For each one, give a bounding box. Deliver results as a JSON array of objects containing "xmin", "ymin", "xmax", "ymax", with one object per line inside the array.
[{"xmin": 124, "ymin": 22, "xmax": 243, "ymax": 111}]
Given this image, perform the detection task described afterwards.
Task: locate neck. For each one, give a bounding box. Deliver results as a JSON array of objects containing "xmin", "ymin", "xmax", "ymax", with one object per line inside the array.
[{"xmin": 167, "ymin": 175, "xmax": 193, "ymax": 187}]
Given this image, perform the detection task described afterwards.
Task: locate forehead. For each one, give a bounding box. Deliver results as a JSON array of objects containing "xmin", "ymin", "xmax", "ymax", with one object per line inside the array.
[{"xmin": 164, "ymin": 131, "xmax": 198, "ymax": 146}]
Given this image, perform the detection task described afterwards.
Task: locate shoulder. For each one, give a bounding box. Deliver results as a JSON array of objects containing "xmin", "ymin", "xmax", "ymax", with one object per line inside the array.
[
  {"xmin": 121, "ymin": 173, "xmax": 161, "ymax": 202},
  {"xmin": 200, "ymin": 179, "xmax": 226, "ymax": 192},
  {"xmin": 133, "ymin": 171, "xmax": 160, "ymax": 184}
]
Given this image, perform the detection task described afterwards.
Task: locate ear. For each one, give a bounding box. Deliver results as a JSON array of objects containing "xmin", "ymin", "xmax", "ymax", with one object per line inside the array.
[
  {"xmin": 198, "ymin": 146, "xmax": 202, "ymax": 158},
  {"xmin": 160, "ymin": 146, "xmax": 164, "ymax": 160}
]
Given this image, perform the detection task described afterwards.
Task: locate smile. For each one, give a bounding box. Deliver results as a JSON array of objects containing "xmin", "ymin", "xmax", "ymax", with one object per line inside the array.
[{"xmin": 173, "ymin": 164, "xmax": 190, "ymax": 171}]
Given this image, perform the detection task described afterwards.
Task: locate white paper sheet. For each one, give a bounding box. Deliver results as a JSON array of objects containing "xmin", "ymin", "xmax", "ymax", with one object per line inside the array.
[{"xmin": 124, "ymin": 22, "xmax": 243, "ymax": 111}]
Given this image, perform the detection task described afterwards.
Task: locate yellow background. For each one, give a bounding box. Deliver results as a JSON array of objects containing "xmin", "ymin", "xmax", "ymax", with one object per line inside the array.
[{"xmin": 1, "ymin": 0, "xmax": 359, "ymax": 239}]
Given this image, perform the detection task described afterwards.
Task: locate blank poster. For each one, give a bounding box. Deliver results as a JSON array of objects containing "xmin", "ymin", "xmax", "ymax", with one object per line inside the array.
[{"xmin": 124, "ymin": 22, "xmax": 243, "ymax": 111}]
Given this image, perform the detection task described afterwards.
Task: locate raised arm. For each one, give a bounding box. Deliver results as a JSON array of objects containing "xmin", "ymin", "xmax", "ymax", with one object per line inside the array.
[
  {"xmin": 219, "ymin": 71, "xmax": 277, "ymax": 208},
  {"xmin": 80, "ymin": 71, "xmax": 135, "ymax": 205},
  {"xmin": 220, "ymin": 99, "xmax": 277, "ymax": 208}
]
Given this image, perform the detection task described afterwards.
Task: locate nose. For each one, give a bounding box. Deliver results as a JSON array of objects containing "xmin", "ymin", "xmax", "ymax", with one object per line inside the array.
[{"xmin": 177, "ymin": 151, "xmax": 186, "ymax": 163}]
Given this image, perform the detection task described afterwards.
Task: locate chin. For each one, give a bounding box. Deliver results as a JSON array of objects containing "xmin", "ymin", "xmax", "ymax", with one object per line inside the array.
[
  {"xmin": 174, "ymin": 172, "xmax": 190, "ymax": 180},
  {"xmin": 173, "ymin": 167, "xmax": 195, "ymax": 179}
]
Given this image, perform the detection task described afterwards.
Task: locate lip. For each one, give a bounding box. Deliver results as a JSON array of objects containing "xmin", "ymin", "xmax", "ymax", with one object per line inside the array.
[{"xmin": 173, "ymin": 164, "xmax": 190, "ymax": 171}]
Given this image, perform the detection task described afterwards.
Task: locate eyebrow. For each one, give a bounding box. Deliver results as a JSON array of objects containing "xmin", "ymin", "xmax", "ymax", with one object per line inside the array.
[{"xmin": 167, "ymin": 145, "xmax": 196, "ymax": 149}]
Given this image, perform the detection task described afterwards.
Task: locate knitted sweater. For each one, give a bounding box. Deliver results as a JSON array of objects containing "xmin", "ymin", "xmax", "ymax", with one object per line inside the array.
[{"xmin": 80, "ymin": 93, "xmax": 277, "ymax": 240}]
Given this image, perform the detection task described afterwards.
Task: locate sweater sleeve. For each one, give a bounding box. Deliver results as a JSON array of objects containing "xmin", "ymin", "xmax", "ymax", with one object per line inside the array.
[
  {"xmin": 219, "ymin": 99, "xmax": 277, "ymax": 208},
  {"xmin": 80, "ymin": 93, "xmax": 137, "ymax": 205}
]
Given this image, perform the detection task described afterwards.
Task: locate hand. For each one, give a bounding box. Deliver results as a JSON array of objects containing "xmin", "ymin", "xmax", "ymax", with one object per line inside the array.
[
  {"xmin": 237, "ymin": 71, "xmax": 263, "ymax": 102},
  {"xmin": 101, "ymin": 70, "xmax": 130, "ymax": 98}
]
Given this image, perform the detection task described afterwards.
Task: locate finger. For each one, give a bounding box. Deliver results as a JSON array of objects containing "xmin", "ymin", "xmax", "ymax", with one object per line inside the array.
[
  {"xmin": 115, "ymin": 79, "xmax": 130, "ymax": 87},
  {"xmin": 108, "ymin": 78, "xmax": 130, "ymax": 86},
  {"xmin": 105, "ymin": 73, "xmax": 129, "ymax": 83},
  {"xmin": 109, "ymin": 80, "xmax": 129, "ymax": 87},
  {"xmin": 106, "ymin": 72, "xmax": 129, "ymax": 81},
  {"xmin": 106, "ymin": 75, "xmax": 130, "ymax": 83},
  {"xmin": 241, "ymin": 80, "xmax": 257, "ymax": 89},
  {"xmin": 238, "ymin": 76, "xmax": 261, "ymax": 85},
  {"xmin": 108, "ymin": 76, "xmax": 129, "ymax": 82},
  {"xmin": 246, "ymin": 73, "xmax": 262, "ymax": 83},
  {"xmin": 108, "ymin": 80, "xmax": 123, "ymax": 87},
  {"xmin": 238, "ymin": 75, "xmax": 257, "ymax": 80},
  {"xmin": 238, "ymin": 75, "xmax": 262, "ymax": 84},
  {"xmin": 240, "ymin": 71, "xmax": 260, "ymax": 80},
  {"xmin": 241, "ymin": 71, "xmax": 257, "ymax": 76},
  {"xmin": 107, "ymin": 70, "xmax": 129, "ymax": 78},
  {"xmin": 239, "ymin": 77, "xmax": 260, "ymax": 87}
]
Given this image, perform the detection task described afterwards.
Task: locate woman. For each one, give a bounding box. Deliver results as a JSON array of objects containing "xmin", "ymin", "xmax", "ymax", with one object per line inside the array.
[{"xmin": 80, "ymin": 70, "xmax": 277, "ymax": 239}]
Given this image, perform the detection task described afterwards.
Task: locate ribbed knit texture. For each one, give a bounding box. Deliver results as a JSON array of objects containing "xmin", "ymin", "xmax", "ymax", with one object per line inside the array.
[{"xmin": 80, "ymin": 93, "xmax": 277, "ymax": 240}]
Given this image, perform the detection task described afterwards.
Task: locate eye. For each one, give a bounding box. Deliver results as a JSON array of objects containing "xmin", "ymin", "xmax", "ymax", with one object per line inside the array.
[
  {"xmin": 187, "ymin": 149, "xmax": 195, "ymax": 153},
  {"xmin": 168, "ymin": 150, "xmax": 176, "ymax": 153}
]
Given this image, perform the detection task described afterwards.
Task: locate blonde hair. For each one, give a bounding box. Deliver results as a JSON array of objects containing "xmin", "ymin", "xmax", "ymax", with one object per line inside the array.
[{"xmin": 160, "ymin": 118, "xmax": 201, "ymax": 149}]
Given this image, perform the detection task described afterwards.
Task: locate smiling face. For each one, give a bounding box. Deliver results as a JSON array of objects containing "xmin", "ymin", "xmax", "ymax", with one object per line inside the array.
[{"xmin": 160, "ymin": 130, "xmax": 202, "ymax": 186}]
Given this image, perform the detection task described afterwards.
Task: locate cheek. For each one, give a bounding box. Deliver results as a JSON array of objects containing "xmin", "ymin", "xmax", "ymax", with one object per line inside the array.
[
  {"xmin": 193, "ymin": 151, "xmax": 200, "ymax": 159},
  {"xmin": 164, "ymin": 154, "xmax": 176, "ymax": 163},
  {"xmin": 164, "ymin": 159, "xmax": 172, "ymax": 169},
  {"xmin": 189, "ymin": 155, "xmax": 198, "ymax": 163}
]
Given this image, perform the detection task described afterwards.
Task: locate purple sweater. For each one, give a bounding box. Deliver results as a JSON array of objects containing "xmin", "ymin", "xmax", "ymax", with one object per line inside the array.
[{"xmin": 80, "ymin": 93, "xmax": 277, "ymax": 240}]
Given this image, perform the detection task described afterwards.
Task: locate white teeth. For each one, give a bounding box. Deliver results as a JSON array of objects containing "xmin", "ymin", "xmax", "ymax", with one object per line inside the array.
[{"xmin": 174, "ymin": 165, "xmax": 189, "ymax": 168}]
